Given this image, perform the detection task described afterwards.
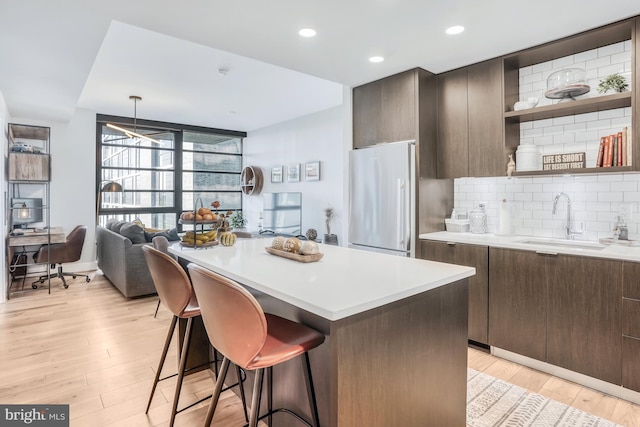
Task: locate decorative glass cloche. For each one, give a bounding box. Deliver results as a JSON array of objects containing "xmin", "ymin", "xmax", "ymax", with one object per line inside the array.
[{"xmin": 544, "ymin": 68, "xmax": 590, "ymax": 101}]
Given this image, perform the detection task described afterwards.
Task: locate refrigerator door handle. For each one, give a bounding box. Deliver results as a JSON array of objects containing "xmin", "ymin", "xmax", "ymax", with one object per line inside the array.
[{"xmin": 398, "ymin": 179, "xmax": 405, "ymax": 248}]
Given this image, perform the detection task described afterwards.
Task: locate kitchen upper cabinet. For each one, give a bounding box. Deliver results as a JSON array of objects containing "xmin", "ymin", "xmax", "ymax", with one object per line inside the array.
[
  {"xmin": 489, "ymin": 248, "xmax": 547, "ymax": 361},
  {"xmin": 436, "ymin": 68, "xmax": 468, "ymax": 178},
  {"xmin": 467, "ymin": 59, "xmax": 505, "ymax": 177},
  {"xmin": 420, "ymin": 240, "xmax": 489, "ymax": 344},
  {"xmin": 353, "ymin": 69, "xmax": 416, "ymax": 148},
  {"xmin": 546, "ymin": 255, "xmax": 622, "ymax": 385},
  {"xmin": 437, "ymin": 59, "xmax": 504, "ymax": 179}
]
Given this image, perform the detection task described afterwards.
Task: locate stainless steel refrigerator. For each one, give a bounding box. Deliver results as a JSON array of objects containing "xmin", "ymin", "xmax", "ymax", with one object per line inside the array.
[{"xmin": 348, "ymin": 140, "xmax": 416, "ymax": 257}]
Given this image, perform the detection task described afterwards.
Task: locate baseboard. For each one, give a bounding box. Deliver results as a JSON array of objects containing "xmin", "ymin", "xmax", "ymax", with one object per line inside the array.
[{"xmin": 492, "ymin": 347, "xmax": 640, "ymax": 406}]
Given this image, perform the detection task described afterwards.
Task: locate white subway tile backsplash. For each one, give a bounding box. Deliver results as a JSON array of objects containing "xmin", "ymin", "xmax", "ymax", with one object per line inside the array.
[
  {"xmin": 523, "ymin": 72, "xmax": 543, "ymax": 85},
  {"xmin": 599, "ymin": 63, "xmax": 626, "ymax": 78},
  {"xmin": 598, "ymin": 42, "xmax": 624, "ymax": 56},
  {"xmin": 575, "ymin": 112, "xmax": 599, "ymax": 123},
  {"xmin": 552, "ymin": 56, "xmax": 575, "ymax": 68},
  {"xmin": 533, "ymin": 118, "xmax": 553, "ymax": 129},
  {"xmin": 553, "ymin": 116, "xmax": 575, "ymax": 126},
  {"xmin": 623, "ymin": 192, "xmax": 640, "ymax": 202},
  {"xmin": 586, "ymin": 56, "xmax": 611, "ymax": 70},
  {"xmin": 575, "ymin": 49, "xmax": 598, "ymax": 63},
  {"xmin": 598, "ymin": 192, "xmax": 624, "ymax": 202},
  {"xmin": 454, "ymin": 173, "xmax": 640, "ymax": 241},
  {"xmin": 564, "ymin": 123, "xmax": 587, "ymax": 133},
  {"xmin": 532, "ymin": 62, "xmax": 553, "ymax": 73},
  {"xmin": 598, "ymin": 109, "xmax": 625, "ymax": 120}
]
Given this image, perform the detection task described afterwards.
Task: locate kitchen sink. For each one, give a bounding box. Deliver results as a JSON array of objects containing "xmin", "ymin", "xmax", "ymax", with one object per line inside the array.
[{"xmin": 516, "ymin": 238, "xmax": 606, "ymax": 251}]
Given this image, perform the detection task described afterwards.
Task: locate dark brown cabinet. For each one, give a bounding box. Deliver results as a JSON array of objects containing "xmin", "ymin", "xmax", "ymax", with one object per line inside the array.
[
  {"xmin": 352, "ymin": 69, "xmax": 417, "ymax": 148},
  {"xmin": 467, "ymin": 59, "xmax": 506, "ymax": 177},
  {"xmin": 622, "ymin": 261, "xmax": 640, "ymax": 392},
  {"xmin": 436, "ymin": 59, "xmax": 504, "ymax": 179},
  {"xmin": 490, "ymin": 248, "xmax": 623, "ymax": 384},
  {"xmin": 420, "ymin": 240, "xmax": 489, "ymax": 344},
  {"xmin": 488, "ymin": 248, "xmax": 547, "ymax": 361},
  {"xmin": 546, "ymin": 255, "xmax": 622, "ymax": 385},
  {"xmin": 436, "ymin": 68, "xmax": 468, "ymax": 178}
]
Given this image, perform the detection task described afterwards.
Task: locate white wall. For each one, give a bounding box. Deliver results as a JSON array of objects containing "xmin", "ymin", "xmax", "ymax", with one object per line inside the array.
[
  {"xmin": 0, "ymin": 90, "xmax": 7, "ymax": 302},
  {"xmin": 243, "ymin": 105, "xmax": 348, "ymax": 244}
]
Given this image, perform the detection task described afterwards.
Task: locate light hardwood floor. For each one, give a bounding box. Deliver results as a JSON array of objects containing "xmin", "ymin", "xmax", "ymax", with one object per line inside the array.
[{"xmin": 2, "ymin": 272, "xmax": 640, "ymax": 426}]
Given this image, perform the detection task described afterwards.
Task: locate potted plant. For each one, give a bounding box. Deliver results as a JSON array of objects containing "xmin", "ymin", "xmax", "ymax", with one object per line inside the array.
[
  {"xmin": 597, "ymin": 73, "xmax": 628, "ymax": 94},
  {"xmin": 323, "ymin": 207, "xmax": 338, "ymax": 245},
  {"xmin": 229, "ymin": 211, "xmax": 248, "ymax": 230}
]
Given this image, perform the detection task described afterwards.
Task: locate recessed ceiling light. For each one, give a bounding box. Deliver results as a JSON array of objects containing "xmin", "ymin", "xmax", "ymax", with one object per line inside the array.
[
  {"xmin": 369, "ymin": 56, "xmax": 384, "ymax": 63},
  {"xmin": 298, "ymin": 28, "xmax": 317, "ymax": 38},
  {"xmin": 446, "ymin": 25, "xmax": 465, "ymax": 35}
]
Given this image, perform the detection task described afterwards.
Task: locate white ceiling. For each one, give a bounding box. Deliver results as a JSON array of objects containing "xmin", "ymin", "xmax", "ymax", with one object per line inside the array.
[{"xmin": 1, "ymin": 0, "xmax": 640, "ymax": 132}]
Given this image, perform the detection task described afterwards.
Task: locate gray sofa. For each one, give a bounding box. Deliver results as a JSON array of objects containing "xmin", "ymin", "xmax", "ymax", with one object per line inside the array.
[{"xmin": 96, "ymin": 225, "xmax": 156, "ymax": 297}]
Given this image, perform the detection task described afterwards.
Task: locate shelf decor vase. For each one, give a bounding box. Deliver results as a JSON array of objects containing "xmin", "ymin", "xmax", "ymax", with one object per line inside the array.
[{"xmin": 323, "ymin": 234, "xmax": 338, "ymax": 245}]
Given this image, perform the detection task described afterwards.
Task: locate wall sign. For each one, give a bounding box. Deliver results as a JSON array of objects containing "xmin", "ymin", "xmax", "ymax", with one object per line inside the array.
[{"xmin": 542, "ymin": 152, "xmax": 586, "ymax": 171}]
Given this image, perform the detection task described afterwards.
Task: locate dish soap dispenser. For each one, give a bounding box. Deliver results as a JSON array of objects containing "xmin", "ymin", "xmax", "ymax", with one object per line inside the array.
[{"xmin": 470, "ymin": 203, "xmax": 488, "ymax": 234}]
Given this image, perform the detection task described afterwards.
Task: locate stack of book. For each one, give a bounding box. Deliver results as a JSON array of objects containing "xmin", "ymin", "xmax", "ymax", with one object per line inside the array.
[{"xmin": 596, "ymin": 127, "xmax": 632, "ymax": 167}]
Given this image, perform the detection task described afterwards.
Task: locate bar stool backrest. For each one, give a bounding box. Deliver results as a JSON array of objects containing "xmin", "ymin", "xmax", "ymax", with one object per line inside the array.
[
  {"xmin": 188, "ymin": 263, "xmax": 267, "ymax": 369},
  {"xmin": 142, "ymin": 245, "xmax": 194, "ymax": 317}
]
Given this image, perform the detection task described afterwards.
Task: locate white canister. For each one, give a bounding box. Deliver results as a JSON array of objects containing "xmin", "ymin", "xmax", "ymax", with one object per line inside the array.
[
  {"xmin": 515, "ymin": 143, "xmax": 540, "ymax": 171},
  {"xmin": 496, "ymin": 199, "xmax": 513, "ymax": 236}
]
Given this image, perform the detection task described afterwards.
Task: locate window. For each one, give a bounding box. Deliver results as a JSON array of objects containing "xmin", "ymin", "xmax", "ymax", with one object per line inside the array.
[{"xmin": 96, "ymin": 115, "xmax": 246, "ymax": 230}]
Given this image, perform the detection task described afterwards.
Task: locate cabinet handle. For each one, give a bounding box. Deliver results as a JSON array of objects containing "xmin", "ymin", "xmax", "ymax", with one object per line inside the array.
[
  {"xmin": 536, "ymin": 250, "xmax": 558, "ymax": 256},
  {"xmin": 446, "ymin": 242, "xmax": 456, "ymax": 246}
]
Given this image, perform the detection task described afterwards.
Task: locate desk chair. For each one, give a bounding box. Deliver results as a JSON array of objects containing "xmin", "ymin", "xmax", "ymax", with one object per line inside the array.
[
  {"xmin": 142, "ymin": 246, "xmax": 247, "ymax": 427},
  {"xmin": 188, "ymin": 263, "xmax": 325, "ymax": 427},
  {"xmin": 32, "ymin": 225, "xmax": 90, "ymax": 289}
]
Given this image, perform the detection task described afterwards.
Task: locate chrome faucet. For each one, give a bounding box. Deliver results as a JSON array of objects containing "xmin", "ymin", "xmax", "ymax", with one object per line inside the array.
[{"xmin": 552, "ymin": 192, "xmax": 582, "ymax": 239}]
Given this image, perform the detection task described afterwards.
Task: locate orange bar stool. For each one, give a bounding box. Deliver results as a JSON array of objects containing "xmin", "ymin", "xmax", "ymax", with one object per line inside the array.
[
  {"xmin": 142, "ymin": 246, "xmax": 247, "ymax": 426},
  {"xmin": 188, "ymin": 263, "xmax": 326, "ymax": 427}
]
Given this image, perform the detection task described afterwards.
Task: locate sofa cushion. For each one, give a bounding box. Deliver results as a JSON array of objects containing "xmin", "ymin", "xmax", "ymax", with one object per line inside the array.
[
  {"xmin": 145, "ymin": 228, "xmax": 180, "ymax": 242},
  {"xmin": 119, "ymin": 222, "xmax": 147, "ymax": 244}
]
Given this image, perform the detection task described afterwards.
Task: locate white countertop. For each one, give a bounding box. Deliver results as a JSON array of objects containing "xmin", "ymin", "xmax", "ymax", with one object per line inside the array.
[
  {"xmin": 169, "ymin": 238, "xmax": 475, "ymax": 321},
  {"xmin": 419, "ymin": 231, "xmax": 640, "ymax": 262}
]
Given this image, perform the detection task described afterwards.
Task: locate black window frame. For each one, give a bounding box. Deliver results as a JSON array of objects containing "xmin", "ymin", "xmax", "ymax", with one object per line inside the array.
[{"xmin": 96, "ymin": 114, "xmax": 246, "ymax": 229}]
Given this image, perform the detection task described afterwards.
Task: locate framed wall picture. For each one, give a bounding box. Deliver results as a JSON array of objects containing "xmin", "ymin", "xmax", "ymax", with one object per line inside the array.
[
  {"xmin": 271, "ymin": 166, "xmax": 283, "ymax": 183},
  {"xmin": 305, "ymin": 161, "xmax": 320, "ymax": 181},
  {"xmin": 287, "ymin": 163, "xmax": 301, "ymax": 182}
]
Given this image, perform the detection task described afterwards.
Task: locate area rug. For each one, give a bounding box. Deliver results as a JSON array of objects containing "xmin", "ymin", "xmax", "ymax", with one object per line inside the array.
[{"xmin": 467, "ymin": 369, "xmax": 622, "ymax": 427}]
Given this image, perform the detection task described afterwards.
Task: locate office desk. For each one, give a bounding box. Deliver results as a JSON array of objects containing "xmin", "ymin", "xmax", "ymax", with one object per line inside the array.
[
  {"xmin": 8, "ymin": 227, "xmax": 65, "ymax": 247},
  {"xmin": 6, "ymin": 227, "xmax": 66, "ymax": 298}
]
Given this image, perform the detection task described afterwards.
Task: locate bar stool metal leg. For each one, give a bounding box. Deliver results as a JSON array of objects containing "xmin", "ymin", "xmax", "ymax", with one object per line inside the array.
[
  {"xmin": 146, "ymin": 315, "xmax": 178, "ymax": 413},
  {"xmin": 236, "ymin": 365, "xmax": 249, "ymax": 422},
  {"xmin": 303, "ymin": 352, "xmax": 321, "ymax": 427},
  {"xmin": 169, "ymin": 316, "xmax": 193, "ymax": 427},
  {"xmin": 203, "ymin": 356, "xmax": 231, "ymax": 426},
  {"xmin": 249, "ymin": 368, "xmax": 264, "ymax": 427}
]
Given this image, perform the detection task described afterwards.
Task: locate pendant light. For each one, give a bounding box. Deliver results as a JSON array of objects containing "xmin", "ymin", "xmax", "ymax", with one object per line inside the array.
[{"xmin": 106, "ymin": 95, "xmax": 162, "ymax": 145}]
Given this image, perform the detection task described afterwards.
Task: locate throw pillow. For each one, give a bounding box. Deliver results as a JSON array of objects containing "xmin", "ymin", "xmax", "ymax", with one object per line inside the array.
[
  {"xmin": 111, "ymin": 221, "xmax": 127, "ymax": 234},
  {"xmin": 119, "ymin": 222, "xmax": 147, "ymax": 244},
  {"xmin": 144, "ymin": 228, "xmax": 180, "ymax": 243},
  {"xmin": 105, "ymin": 219, "xmax": 118, "ymax": 231}
]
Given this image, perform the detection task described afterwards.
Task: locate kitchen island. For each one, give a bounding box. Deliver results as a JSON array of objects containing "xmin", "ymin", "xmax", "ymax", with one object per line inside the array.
[{"xmin": 170, "ymin": 238, "xmax": 475, "ymax": 427}]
